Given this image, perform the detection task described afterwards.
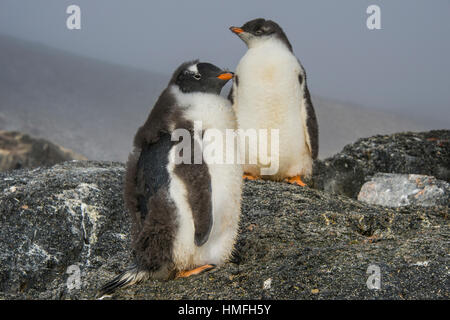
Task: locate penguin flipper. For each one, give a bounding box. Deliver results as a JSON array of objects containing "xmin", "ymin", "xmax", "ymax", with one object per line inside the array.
[
  {"xmin": 227, "ymin": 75, "xmax": 238, "ymax": 105},
  {"xmin": 227, "ymin": 84, "xmax": 234, "ymax": 104},
  {"xmin": 298, "ymin": 74, "xmax": 319, "ymax": 160},
  {"xmin": 172, "ymin": 137, "xmax": 213, "ymax": 247}
]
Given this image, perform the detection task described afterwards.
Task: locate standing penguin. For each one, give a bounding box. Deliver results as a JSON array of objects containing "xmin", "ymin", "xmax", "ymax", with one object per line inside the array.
[
  {"xmin": 98, "ymin": 61, "xmax": 242, "ymax": 297},
  {"xmin": 229, "ymin": 18, "xmax": 319, "ymax": 186}
]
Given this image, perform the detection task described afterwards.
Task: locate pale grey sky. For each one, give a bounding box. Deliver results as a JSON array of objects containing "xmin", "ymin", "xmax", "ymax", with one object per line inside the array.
[{"xmin": 0, "ymin": 0, "xmax": 449, "ymax": 127}]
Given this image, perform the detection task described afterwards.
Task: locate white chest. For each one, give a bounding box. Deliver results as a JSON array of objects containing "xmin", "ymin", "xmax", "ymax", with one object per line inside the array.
[
  {"xmin": 169, "ymin": 86, "xmax": 242, "ymax": 267},
  {"xmin": 232, "ymin": 41, "xmax": 313, "ymax": 179},
  {"xmin": 234, "ymin": 42, "xmax": 303, "ymax": 129}
]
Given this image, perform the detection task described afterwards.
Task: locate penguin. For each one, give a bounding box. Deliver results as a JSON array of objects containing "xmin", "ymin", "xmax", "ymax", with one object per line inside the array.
[
  {"xmin": 98, "ymin": 61, "xmax": 242, "ymax": 297},
  {"xmin": 229, "ymin": 18, "xmax": 319, "ymax": 186}
]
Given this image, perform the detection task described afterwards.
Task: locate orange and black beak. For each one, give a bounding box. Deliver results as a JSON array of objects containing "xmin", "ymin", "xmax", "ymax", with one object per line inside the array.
[
  {"xmin": 229, "ymin": 26, "xmax": 244, "ymax": 35},
  {"xmin": 217, "ymin": 71, "xmax": 234, "ymax": 81}
]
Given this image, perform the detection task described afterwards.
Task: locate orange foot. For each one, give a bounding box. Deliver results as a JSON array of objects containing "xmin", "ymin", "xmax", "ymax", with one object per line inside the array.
[
  {"xmin": 285, "ymin": 175, "xmax": 306, "ymax": 187},
  {"xmin": 243, "ymin": 173, "xmax": 259, "ymax": 181},
  {"xmin": 175, "ymin": 264, "xmax": 216, "ymax": 279}
]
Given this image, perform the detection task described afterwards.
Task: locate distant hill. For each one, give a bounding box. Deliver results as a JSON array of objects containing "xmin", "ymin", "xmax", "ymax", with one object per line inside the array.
[
  {"xmin": 0, "ymin": 35, "xmax": 167, "ymax": 161},
  {"xmin": 0, "ymin": 35, "xmax": 429, "ymax": 160}
]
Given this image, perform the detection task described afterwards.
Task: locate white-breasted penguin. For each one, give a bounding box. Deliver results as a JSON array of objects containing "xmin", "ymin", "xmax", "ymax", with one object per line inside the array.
[
  {"xmin": 229, "ymin": 18, "xmax": 319, "ymax": 186},
  {"xmin": 98, "ymin": 61, "xmax": 242, "ymax": 297}
]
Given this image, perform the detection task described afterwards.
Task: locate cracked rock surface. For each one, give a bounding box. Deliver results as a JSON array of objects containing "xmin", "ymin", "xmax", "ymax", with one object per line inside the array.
[
  {"xmin": 313, "ymin": 130, "xmax": 450, "ymax": 198},
  {"xmin": 0, "ymin": 158, "xmax": 448, "ymax": 299},
  {"xmin": 0, "ymin": 161, "xmax": 127, "ymax": 299}
]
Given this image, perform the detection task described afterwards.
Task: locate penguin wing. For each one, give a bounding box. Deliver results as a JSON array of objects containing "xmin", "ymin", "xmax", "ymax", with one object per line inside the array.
[
  {"xmin": 299, "ymin": 75, "xmax": 319, "ymax": 159},
  {"xmin": 227, "ymin": 83, "xmax": 234, "ymax": 104},
  {"xmin": 172, "ymin": 135, "xmax": 213, "ymax": 247},
  {"xmin": 227, "ymin": 75, "xmax": 238, "ymax": 104},
  {"xmin": 129, "ymin": 128, "xmax": 213, "ymax": 247}
]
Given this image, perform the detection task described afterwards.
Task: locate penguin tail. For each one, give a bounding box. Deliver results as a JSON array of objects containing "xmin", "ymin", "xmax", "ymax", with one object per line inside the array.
[{"xmin": 97, "ymin": 265, "xmax": 149, "ymax": 299}]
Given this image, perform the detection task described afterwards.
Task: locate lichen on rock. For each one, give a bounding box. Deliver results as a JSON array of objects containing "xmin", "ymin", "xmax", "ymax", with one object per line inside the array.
[
  {"xmin": 358, "ymin": 173, "xmax": 450, "ymax": 208},
  {"xmin": 313, "ymin": 130, "xmax": 450, "ymax": 198},
  {"xmin": 0, "ymin": 151, "xmax": 448, "ymax": 299}
]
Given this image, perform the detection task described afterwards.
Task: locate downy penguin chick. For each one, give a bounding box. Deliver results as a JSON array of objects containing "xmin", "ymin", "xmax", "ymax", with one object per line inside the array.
[
  {"xmin": 229, "ymin": 18, "xmax": 319, "ymax": 186},
  {"xmin": 98, "ymin": 61, "xmax": 242, "ymax": 297}
]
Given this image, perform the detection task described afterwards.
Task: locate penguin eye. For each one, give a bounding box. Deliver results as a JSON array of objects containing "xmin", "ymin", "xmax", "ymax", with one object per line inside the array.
[
  {"xmin": 193, "ymin": 74, "xmax": 201, "ymax": 80},
  {"xmin": 255, "ymin": 29, "xmax": 263, "ymax": 35}
]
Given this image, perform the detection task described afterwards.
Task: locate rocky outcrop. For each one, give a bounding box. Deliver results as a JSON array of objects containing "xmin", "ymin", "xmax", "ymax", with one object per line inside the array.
[
  {"xmin": 0, "ymin": 160, "xmax": 448, "ymax": 300},
  {"xmin": 358, "ymin": 173, "xmax": 450, "ymax": 208},
  {"xmin": 0, "ymin": 161, "xmax": 126, "ymax": 299},
  {"xmin": 0, "ymin": 130, "xmax": 86, "ymax": 171},
  {"xmin": 313, "ymin": 130, "xmax": 450, "ymax": 198}
]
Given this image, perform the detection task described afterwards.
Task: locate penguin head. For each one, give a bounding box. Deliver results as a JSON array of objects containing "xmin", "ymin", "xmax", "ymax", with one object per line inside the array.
[
  {"xmin": 229, "ymin": 18, "xmax": 292, "ymax": 51},
  {"xmin": 170, "ymin": 60, "xmax": 234, "ymax": 95}
]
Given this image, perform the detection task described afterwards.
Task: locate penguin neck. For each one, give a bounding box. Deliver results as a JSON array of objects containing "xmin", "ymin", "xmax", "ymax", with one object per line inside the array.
[
  {"xmin": 247, "ymin": 36, "xmax": 292, "ymax": 53},
  {"xmin": 170, "ymin": 85, "xmax": 229, "ymax": 109},
  {"xmin": 169, "ymin": 85, "xmax": 234, "ymax": 131}
]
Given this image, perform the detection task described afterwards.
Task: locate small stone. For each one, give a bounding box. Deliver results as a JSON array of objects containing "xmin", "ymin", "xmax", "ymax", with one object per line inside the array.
[
  {"xmin": 263, "ymin": 278, "xmax": 272, "ymax": 290},
  {"xmin": 358, "ymin": 173, "xmax": 449, "ymax": 207}
]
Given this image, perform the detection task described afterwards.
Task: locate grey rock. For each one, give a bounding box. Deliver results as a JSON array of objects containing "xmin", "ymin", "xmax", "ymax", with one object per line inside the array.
[
  {"xmin": 0, "ymin": 161, "xmax": 128, "ymax": 299},
  {"xmin": 311, "ymin": 154, "xmax": 365, "ymax": 198},
  {"xmin": 313, "ymin": 130, "xmax": 450, "ymax": 198},
  {"xmin": 358, "ymin": 173, "xmax": 450, "ymax": 208},
  {"xmin": 0, "ymin": 130, "xmax": 87, "ymax": 172},
  {"xmin": 0, "ymin": 160, "xmax": 448, "ymax": 299}
]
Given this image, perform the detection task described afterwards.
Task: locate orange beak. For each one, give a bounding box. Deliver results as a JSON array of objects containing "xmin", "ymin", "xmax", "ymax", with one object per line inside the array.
[
  {"xmin": 217, "ymin": 72, "xmax": 234, "ymax": 81},
  {"xmin": 229, "ymin": 26, "xmax": 244, "ymax": 34}
]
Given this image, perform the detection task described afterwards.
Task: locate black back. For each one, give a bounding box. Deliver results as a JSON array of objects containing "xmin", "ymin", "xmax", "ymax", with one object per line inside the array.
[{"xmin": 136, "ymin": 132, "xmax": 173, "ymax": 220}]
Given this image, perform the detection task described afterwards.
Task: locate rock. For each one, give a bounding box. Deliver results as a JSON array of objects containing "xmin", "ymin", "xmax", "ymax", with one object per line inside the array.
[
  {"xmin": 0, "ymin": 160, "xmax": 448, "ymax": 299},
  {"xmin": 358, "ymin": 173, "xmax": 450, "ymax": 208},
  {"xmin": 0, "ymin": 130, "xmax": 87, "ymax": 172},
  {"xmin": 0, "ymin": 161, "xmax": 127, "ymax": 299},
  {"xmin": 313, "ymin": 130, "xmax": 450, "ymax": 198},
  {"xmin": 312, "ymin": 154, "xmax": 365, "ymax": 198}
]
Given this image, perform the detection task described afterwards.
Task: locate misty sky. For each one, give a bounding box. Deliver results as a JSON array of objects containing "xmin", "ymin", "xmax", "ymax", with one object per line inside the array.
[{"xmin": 0, "ymin": 0, "xmax": 449, "ymax": 127}]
